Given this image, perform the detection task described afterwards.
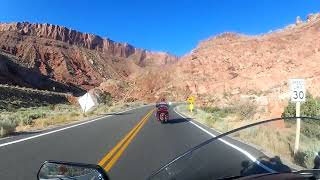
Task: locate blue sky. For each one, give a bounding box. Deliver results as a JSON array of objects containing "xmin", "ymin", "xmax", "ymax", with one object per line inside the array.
[{"xmin": 0, "ymin": 0, "xmax": 319, "ymax": 56}]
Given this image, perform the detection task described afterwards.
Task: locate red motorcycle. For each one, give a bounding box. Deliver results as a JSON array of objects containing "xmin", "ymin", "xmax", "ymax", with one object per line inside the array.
[{"xmin": 156, "ymin": 104, "xmax": 169, "ymax": 123}]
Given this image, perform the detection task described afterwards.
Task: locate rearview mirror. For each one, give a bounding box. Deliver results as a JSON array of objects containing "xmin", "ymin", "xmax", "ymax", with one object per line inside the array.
[{"xmin": 37, "ymin": 161, "xmax": 109, "ymax": 180}]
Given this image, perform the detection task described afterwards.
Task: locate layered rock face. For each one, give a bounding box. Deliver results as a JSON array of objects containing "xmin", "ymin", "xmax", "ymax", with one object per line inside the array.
[
  {"xmin": 0, "ymin": 22, "xmax": 178, "ymax": 62},
  {"xmin": 0, "ymin": 22, "xmax": 139, "ymax": 57},
  {"xmin": 0, "ymin": 22, "xmax": 177, "ymax": 94}
]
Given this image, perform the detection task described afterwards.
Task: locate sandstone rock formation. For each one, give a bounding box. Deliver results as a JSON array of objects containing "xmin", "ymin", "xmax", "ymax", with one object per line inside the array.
[
  {"xmin": 0, "ymin": 22, "xmax": 177, "ymax": 95},
  {"xmin": 132, "ymin": 13, "xmax": 320, "ymax": 115}
]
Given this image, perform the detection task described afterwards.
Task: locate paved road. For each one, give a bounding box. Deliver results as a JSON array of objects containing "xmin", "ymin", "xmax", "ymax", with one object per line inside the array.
[{"xmin": 0, "ymin": 104, "xmax": 285, "ymax": 180}]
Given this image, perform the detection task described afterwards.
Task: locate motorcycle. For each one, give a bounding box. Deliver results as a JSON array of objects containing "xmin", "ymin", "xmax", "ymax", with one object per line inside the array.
[
  {"xmin": 156, "ymin": 104, "xmax": 169, "ymax": 123},
  {"xmin": 37, "ymin": 117, "xmax": 320, "ymax": 180}
]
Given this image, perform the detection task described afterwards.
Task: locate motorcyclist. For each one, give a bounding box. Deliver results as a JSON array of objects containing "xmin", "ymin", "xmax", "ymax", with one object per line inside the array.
[
  {"xmin": 156, "ymin": 98, "xmax": 169, "ymax": 120},
  {"xmin": 156, "ymin": 98, "xmax": 168, "ymax": 107}
]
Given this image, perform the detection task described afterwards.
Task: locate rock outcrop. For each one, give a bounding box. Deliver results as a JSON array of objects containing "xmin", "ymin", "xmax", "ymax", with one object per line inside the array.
[
  {"xmin": 0, "ymin": 22, "xmax": 178, "ymax": 63},
  {"xmin": 0, "ymin": 22, "xmax": 138, "ymax": 58},
  {"xmin": 0, "ymin": 22, "xmax": 178, "ymax": 94},
  {"xmin": 132, "ymin": 13, "xmax": 320, "ymax": 109}
]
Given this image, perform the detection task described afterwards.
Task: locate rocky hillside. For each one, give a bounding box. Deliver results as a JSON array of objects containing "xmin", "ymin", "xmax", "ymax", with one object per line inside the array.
[
  {"xmin": 0, "ymin": 22, "xmax": 177, "ymax": 94},
  {"xmin": 175, "ymin": 13, "xmax": 320, "ymax": 95},
  {"xmin": 0, "ymin": 52, "xmax": 85, "ymax": 95},
  {"xmin": 132, "ymin": 13, "xmax": 320, "ymax": 116}
]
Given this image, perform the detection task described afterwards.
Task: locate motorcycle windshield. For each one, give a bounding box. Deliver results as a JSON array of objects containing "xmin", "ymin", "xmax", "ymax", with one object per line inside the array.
[{"xmin": 148, "ymin": 117, "xmax": 320, "ymax": 180}]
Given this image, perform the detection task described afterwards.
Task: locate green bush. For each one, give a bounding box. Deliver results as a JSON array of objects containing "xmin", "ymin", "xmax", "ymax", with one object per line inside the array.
[
  {"xmin": 202, "ymin": 106, "xmax": 220, "ymax": 113},
  {"xmin": 282, "ymin": 92, "xmax": 320, "ymax": 140},
  {"xmin": 282, "ymin": 92, "xmax": 320, "ymax": 117},
  {"xmin": 99, "ymin": 92, "xmax": 112, "ymax": 105},
  {"xmin": 202, "ymin": 106, "xmax": 232, "ymax": 118}
]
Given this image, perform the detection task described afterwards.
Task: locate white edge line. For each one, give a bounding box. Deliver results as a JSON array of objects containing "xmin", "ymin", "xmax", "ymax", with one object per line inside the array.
[
  {"xmin": 0, "ymin": 105, "xmax": 150, "ymax": 148},
  {"xmin": 174, "ymin": 108, "xmax": 277, "ymax": 173}
]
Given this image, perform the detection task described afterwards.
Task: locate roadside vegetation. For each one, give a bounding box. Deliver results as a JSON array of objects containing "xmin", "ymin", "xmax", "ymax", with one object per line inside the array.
[
  {"xmin": 0, "ymin": 84, "xmax": 69, "ymax": 110},
  {"xmin": 177, "ymin": 94, "xmax": 320, "ymax": 169},
  {"xmin": 282, "ymin": 92, "xmax": 320, "ymax": 168},
  {"xmin": 0, "ymin": 102, "xmax": 145, "ymax": 138},
  {"xmin": 0, "ymin": 87, "xmax": 145, "ymax": 138}
]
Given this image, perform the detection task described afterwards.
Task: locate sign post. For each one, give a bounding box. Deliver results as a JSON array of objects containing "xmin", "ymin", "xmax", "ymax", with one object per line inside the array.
[
  {"xmin": 294, "ymin": 101, "xmax": 301, "ymax": 154},
  {"xmin": 289, "ymin": 79, "xmax": 305, "ymax": 154},
  {"xmin": 187, "ymin": 96, "xmax": 195, "ymax": 113},
  {"xmin": 189, "ymin": 103, "xmax": 194, "ymax": 113}
]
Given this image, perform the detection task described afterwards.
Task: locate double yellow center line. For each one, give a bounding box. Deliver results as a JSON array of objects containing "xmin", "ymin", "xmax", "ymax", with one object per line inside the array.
[{"xmin": 98, "ymin": 109, "xmax": 154, "ymax": 171}]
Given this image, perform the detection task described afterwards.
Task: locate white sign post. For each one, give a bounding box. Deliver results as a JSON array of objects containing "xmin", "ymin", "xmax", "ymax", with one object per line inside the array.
[{"xmin": 289, "ymin": 79, "xmax": 306, "ymax": 154}]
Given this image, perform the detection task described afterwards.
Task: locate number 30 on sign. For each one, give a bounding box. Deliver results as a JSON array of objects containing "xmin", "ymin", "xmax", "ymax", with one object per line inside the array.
[{"xmin": 289, "ymin": 79, "xmax": 306, "ymax": 102}]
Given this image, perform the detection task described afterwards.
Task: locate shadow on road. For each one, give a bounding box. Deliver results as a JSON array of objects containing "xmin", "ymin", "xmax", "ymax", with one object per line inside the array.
[
  {"xmin": 240, "ymin": 156, "xmax": 291, "ymax": 176},
  {"xmin": 167, "ymin": 118, "xmax": 191, "ymax": 124},
  {"xmin": 11, "ymin": 130, "xmax": 44, "ymax": 136}
]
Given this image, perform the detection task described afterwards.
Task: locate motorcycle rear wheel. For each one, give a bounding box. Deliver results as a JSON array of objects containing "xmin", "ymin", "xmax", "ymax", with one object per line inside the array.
[{"xmin": 160, "ymin": 113, "xmax": 165, "ymax": 123}]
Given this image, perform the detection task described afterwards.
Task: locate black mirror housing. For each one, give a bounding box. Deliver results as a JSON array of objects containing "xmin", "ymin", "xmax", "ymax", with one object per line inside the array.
[{"xmin": 37, "ymin": 160, "xmax": 110, "ymax": 180}]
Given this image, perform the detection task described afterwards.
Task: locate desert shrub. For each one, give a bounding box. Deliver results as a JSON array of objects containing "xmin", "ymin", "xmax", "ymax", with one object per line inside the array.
[
  {"xmin": 202, "ymin": 106, "xmax": 220, "ymax": 113},
  {"xmin": 233, "ymin": 101, "xmax": 257, "ymax": 120},
  {"xmin": 202, "ymin": 106, "xmax": 232, "ymax": 118},
  {"xmin": 0, "ymin": 119, "xmax": 18, "ymax": 137},
  {"xmin": 12, "ymin": 110, "xmax": 48, "ymax": 125},
  {"xmin": 205, "ymin": 115, "xmax": 216, "ymax": 127},
  {"xmin": 99, "ymin": 92, "xmax": 112, "ymax": 105},
  {"xmin": 27, "ymin": 112, "xmax": 46, "ymax": 122},
  {"xmin": 49, "ymin": 105, "xmax": 56, "ymax": 111}
]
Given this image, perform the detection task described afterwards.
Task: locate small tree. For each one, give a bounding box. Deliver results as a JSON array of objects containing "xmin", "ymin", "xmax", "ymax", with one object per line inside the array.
[{"xmin": 282, "ymin": 92, "xmax": 320, "ymax": 117}]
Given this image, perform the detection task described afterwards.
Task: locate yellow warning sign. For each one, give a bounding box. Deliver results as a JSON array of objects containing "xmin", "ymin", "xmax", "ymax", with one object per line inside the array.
[
  {"xmin": 187, "ymin": 96, "xmax": 195, "ymax": 104},
  {"xmin": 187, "ymin": 96, "xmax": 195, "ymax": 112}
]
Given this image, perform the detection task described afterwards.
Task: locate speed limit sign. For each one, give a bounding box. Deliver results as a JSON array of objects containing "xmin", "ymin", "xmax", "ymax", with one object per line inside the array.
[
  {"xmin": 289, "ymin": 79, "xmax": 306, "ymax": 154},
  {"xmin": 289, "ymin": 79, "xmax": 305, "ymax": 102}
]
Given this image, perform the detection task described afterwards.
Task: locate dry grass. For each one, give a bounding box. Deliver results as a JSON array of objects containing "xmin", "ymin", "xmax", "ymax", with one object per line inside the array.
[
  {"xmin": 32, "ymin": 112, "xmax": 83, "ymax": 129},
  {"xmin": 233, "ymin": 125, "xmax": 295, "ymax": 165},
  {"xmin": 176, "ymin": 104, "xmax": 320, "ymax": 169}
]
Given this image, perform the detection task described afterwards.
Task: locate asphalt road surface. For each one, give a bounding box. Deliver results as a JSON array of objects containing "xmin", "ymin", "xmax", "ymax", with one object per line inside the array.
[{"xmin": 0, "ymin": 104, "xmax": 287, "ymax": 180}]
